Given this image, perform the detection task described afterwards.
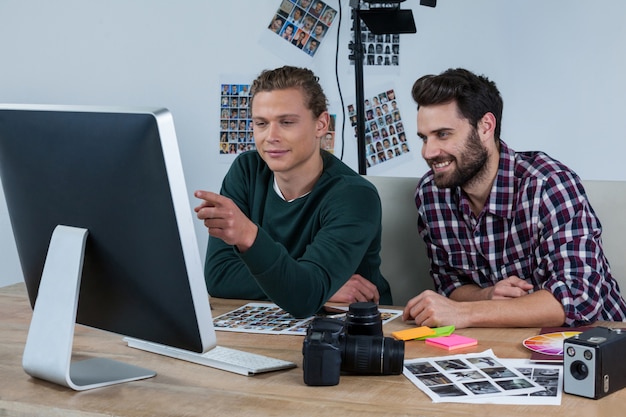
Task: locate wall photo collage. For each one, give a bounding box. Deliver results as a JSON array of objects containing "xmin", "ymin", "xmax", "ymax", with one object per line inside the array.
[{"xmin": 268, "ymin": 0, "xmax": 337, "ymax": 57}]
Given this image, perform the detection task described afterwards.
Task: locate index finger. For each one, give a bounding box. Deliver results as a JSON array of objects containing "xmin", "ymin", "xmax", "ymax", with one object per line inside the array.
[
  {"xmin": 402, "ymin": 297, "xmax": 419, "ymax": 321},
  {"xmin": 194, "ymin": 190, "xmax": 223, "ymax": 205}
]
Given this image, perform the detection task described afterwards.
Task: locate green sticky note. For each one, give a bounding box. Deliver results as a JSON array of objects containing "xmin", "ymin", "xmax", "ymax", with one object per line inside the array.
[{"xmin": 415, "ymin": 325, "xmax": 455, "ymax": 340}]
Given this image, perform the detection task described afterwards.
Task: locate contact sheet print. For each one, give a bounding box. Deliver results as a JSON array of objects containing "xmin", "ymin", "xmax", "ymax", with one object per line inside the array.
[
  {"xmin": 482, "ymin": 359, "xmax": 563, "ymax": 405},
  {"xmin": 212, "ymin": 302, "xmax": 402, "ymax": 335},
  {"xmin": 268, "ymin": 0, "xmax": 337, "ymax": 57},
  {"xmin": 219, "ymin": 83, "xmax": 254, "ymax": 156},
  {"xmin": 403, "ymin": 350, "xmax": 562, "ymax": 404},
  {"xmin": 348, "ymin": 88, "xmax": 411, "ymax": 168},
  {"xmin": 352, "ymin": 22, "xmax": 401, "ymax": 67}
]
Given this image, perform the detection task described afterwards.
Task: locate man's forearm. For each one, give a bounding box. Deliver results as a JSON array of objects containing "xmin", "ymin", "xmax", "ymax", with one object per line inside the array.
[
  {"xmin": 449, "ymin": 284, "xmax": 488, "ymax": 301},
  {"xmin": 454, "ymin": 290, "xmax": 566, "ymax": 328}
]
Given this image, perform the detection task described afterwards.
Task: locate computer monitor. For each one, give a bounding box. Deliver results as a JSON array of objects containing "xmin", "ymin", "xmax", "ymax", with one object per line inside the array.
[{"xmin": 0, "ymin": 104, "xmax": 216, "ymax": 390}]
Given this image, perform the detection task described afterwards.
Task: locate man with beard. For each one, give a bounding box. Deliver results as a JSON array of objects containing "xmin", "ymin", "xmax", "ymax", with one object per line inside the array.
[{"xmin": 403, "ymin": 68, "xmax": 626, "ymax": 329}]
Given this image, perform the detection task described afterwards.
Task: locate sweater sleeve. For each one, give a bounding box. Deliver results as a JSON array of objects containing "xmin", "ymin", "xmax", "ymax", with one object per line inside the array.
[
  {"xmin": 203, "ymin": 153, "xmax": 270, "ymax": 301},
  {"xmin": 238, "ymin": 180, "xmax": 382, "ymax": 318},
  {"xmin": 203, "ymin": 152, "xmax": 386, "ymax": 318}
]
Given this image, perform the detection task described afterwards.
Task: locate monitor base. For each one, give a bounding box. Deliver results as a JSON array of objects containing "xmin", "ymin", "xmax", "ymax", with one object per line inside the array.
[{"xmin": 22, "ymin": 225, "xmax": 155, "ymax": 391}]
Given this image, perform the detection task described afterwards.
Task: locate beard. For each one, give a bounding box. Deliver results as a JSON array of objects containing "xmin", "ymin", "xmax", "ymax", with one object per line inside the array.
[{"xmin": 431, "ymin": 128, "xmax": 489, "ymax": 189}]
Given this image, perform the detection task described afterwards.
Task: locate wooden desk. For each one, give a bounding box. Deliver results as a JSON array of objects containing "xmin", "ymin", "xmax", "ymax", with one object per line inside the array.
[{"xmin": 1, "ymin": 282, "xmax": 624, "ymax": 417}]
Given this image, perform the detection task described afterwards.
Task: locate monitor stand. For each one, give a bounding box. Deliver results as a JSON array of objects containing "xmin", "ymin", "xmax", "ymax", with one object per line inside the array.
[{"xmin": 21, "ymin": 225, "xmax": 156, "ymax": 391}]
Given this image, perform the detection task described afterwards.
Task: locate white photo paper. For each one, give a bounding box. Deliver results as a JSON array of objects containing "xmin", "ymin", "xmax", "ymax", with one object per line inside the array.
[{"xmin": 403, "ymin": 350, "xmax": 545, "ymax": 403}]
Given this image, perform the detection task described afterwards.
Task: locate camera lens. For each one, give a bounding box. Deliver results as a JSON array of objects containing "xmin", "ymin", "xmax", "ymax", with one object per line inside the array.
[
  {"xmin": 341, "ymin": 335, "xmax": 405, "ymax": 375},
  {"xmin": 345, "ymin": 302, "xmax": 383, "ymax": 336},
  {"xmin": 570, "ymin": 360, "xmax": 589, "ymax": 380}
]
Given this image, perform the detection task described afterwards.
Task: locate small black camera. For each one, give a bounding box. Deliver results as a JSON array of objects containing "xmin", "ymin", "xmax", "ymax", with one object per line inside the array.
[
  {"xmin": 563, "ymin": 326, "xmax": 626, "ymax": 399},
  {"xmin": 302, "ymin": 302, "xmax": 405, "ymax": 386}
]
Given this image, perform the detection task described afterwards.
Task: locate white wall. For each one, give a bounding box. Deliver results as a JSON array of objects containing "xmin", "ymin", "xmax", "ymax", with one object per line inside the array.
[{"xmin": 1, "ymin": 0, "xmax": 625, "ymax": 287}]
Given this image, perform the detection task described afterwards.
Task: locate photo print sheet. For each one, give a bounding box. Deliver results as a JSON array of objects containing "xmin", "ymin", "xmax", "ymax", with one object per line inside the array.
[
  {"xmin": 219, "ymin": 82, "xmax": 254, "ymax": 157},
  {"xmin": 352, "ymin": 20, "xmax": 400, "ymax": 67},
  {"xmin": 268, "ymin": 0, "xmax": 337, "ymax": 57},
  {"xmin": 461, "ymin": 359, "xmax": 563, "ymax": 406},
  {"xmin": 213, "ymin": 302, "xmax": 402, "ymax": 335},
  {"xmin": 403, "ymin": 350, "xmax": 545, "ymax": 403},
  {"xmin": 348, "ymin": 88, "xmax": 411, "ymax": 169}
]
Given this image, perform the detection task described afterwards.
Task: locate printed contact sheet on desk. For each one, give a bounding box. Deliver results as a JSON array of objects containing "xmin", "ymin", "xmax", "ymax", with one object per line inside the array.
[
  {"xmin": 403, "ymin": 350, "xmax": 562, "ymax": 404},
  {"xmin": 213, "ymin": 302, "xmax": 403, "ymax": 335}
]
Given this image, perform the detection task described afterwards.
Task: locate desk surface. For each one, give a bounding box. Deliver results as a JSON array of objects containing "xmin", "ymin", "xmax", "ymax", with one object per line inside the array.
[{"xmin": 1, "ymin": 283, "xmax": 624, "ymax": 417}]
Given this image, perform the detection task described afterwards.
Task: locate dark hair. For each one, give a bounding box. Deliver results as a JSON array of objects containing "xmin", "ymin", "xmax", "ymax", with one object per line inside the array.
[
  {"xmin": 411, "ymin": 68, "xmax": 503, "ymax": 140},
  {"xmin": 250, "ymin": 66, "xmax": 328, "ymax": 118}
]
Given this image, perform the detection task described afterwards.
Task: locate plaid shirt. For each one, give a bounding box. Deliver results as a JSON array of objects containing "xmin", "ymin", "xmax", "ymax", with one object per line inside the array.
[{"xmin": 415, "ymin": 141, "xmax": 626, "ymax": 326}]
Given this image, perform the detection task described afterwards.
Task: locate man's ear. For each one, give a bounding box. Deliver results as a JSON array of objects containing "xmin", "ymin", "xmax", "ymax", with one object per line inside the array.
[
  {"xmin": 316, "ymin": 111, "xmax": 330, "ymax": 137},
  {"xmin": 478, "ymin": 112, "xmax": 497, "ymax": 141}
]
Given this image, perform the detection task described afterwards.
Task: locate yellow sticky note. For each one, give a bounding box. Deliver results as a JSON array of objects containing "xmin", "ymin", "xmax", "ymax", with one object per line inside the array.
[{"xmin": 392, "ymin": 326, "xmax": 435, "ymax": 341}]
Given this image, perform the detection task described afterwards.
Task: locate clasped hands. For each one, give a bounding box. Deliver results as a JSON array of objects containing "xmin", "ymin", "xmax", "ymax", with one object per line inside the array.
[{"xmin": 402, "ymin": 276, "xmax": 533, "ymax": 328}]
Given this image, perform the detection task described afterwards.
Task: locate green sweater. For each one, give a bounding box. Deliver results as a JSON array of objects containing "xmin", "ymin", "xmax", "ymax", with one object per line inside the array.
[{"xmin": 204, "ymin": 150, "xmax": 392, "ymax": 317}]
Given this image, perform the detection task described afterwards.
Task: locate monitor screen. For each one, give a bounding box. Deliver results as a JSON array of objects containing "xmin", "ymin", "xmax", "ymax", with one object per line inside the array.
[{"xmin": 0, "ymin": 104, "xmax": 215, "ymax": 354}]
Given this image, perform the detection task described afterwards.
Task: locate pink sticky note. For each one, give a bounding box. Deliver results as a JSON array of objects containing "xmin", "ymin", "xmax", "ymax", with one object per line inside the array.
[{"xmin": 425, "ymin": 334, "xmax": 478, "ymax": 351}]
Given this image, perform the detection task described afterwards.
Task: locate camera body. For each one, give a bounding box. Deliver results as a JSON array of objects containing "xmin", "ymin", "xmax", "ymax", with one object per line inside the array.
[
  {"xmin": 302, "ymin": 302, "xmax": 404, "ymax": 386},
  {"xmin": 563, "ymin": 326, "xmax": 626, "ymax": 399}
]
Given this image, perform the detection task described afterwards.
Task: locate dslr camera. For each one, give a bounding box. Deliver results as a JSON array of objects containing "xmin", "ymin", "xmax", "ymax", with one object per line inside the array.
[
  {"xmin": 302, "ymin": 302, "xmax": 405, "ymax": 386},
  {"xmin": 563, "ymin": 326, "xmax": 626, "ymax": 399}
]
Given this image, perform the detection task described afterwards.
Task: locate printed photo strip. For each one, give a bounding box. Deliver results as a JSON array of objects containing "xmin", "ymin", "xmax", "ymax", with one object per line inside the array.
[
  {"xmin": 349, "ymin": 88, "xmax": 410, "ymax": 168},
  {"xmin": 268, "ymin": 0, "xmax": 337, "ymax": 57},
  {"xmin": 322, "ymin": 114, "xmax": 336, "ymax": 154},
  {"xmin": 352, "ymin": 20, "xmax": 400, "ymax": 66},
  {"xmin": 220, "ymin": 83, "xmax": 255, "ymax": 155}
]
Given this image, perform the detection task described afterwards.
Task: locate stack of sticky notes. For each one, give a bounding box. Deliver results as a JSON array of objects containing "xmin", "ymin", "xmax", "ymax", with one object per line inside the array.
[
  {"xmin": 392, "ymin": 325, "xmax": 478, "ymax": 351},
  {"xmin": 391, "ymin": 325, "xmax": 455, "ymax": 341},
  {"xmin": 392, "ymin": 326, "xmax": 436, "ymax": 341},
  {"xmin": 425, "ymin": 334, "xmax": 478, "ymax": 351}
]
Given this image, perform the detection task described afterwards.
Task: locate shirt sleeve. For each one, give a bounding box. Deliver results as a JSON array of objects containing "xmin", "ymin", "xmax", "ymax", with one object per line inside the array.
[
  {"xmin": 535, "ymin": 171, "xmax": 616, "ymax": 325},
  {"xmin": 415, "ymin": 186, "xmax": 474, "ymax": 297}
]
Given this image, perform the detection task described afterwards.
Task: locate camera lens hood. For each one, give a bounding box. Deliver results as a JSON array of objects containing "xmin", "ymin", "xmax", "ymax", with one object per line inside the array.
[{"xmin": 345, "ymin": 301, "xmax": 383, "ymax": 336}]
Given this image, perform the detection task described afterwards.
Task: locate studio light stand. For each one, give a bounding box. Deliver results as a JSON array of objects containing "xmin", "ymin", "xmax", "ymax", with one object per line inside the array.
[{"xmin": 349, "ymin": 0, "xmax": 435, "ymax": 174}]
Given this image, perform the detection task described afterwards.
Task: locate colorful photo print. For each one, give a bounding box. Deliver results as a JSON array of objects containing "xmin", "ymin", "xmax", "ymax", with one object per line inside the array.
[
  {"xmin": 352, "ymin": 20, "xmax": 400, "ymax": 66},
  {"xmin": 213, "ymin": 304, "xmax": 311, "ymax": 334},
  {"xmin": 268, "ymin": 0, "xmax": 337, "ymax": 57},
  {"xmin": 321, "ymin": 114, "xmax": 336, "ymax": 154},
  {"xmin": 349, "ymin": 89, "xmax": 410, "ymax": 167},
  {"xmin": 220, "ymin": 83, "xmax": 255, "ymax": 156}
]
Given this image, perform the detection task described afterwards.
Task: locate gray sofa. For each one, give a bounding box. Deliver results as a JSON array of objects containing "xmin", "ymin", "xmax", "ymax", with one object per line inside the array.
[{"xmin": 365, "ymin": 176, "xmax": 626, "ymax": 307}]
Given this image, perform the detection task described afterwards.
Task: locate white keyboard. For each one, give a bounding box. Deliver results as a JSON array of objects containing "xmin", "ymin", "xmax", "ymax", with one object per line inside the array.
[{"xmin": 123, "ymin": 337, "xmax": 297, "ymax": 376}]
